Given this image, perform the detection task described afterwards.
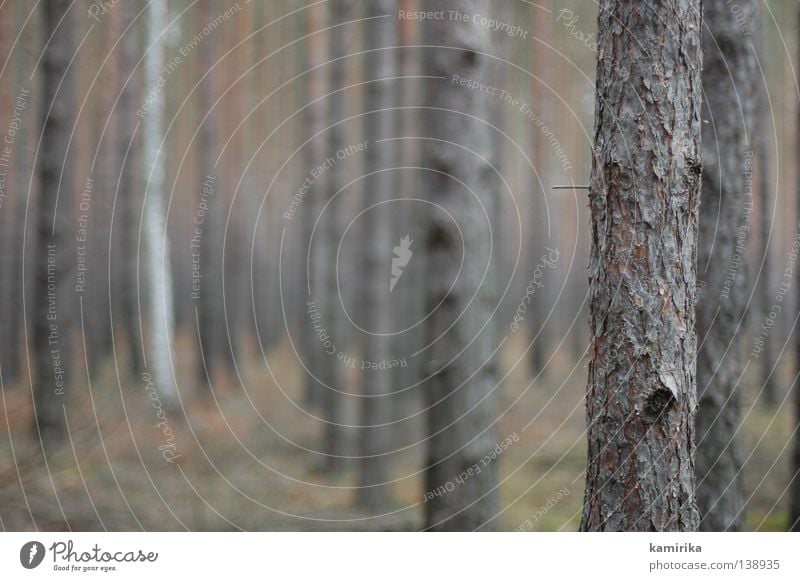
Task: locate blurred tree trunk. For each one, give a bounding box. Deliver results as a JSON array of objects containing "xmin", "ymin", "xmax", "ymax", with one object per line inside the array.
[
  {"xmin": 33, "ymin": 0, "xmax": 76, "ymax": 445},
  {"xmin": 392, "ymin": 0, "xmax": 424, "ymax": 423},
  {"xmin": 0, "ymin": 0, "xmax": 19, "ymax": 386},
  {"xmin": 528, "ymin": 4, "xmax": 551, "ymax": 379},
  {"xmin": 757, "ymin": 131, "xmax": 777, "ymax": 407},
  {"xmin": 196, "ymin": 0, "xmax": 222, "ymax": 391},
  {"xmin": 316, "ymin": 0, "xmax": 352, "ymax": 472},
  {"xmin": 86, "ymin": 3, "xmax": 121, "ymax": 375},
  {"xmin": 791, "ymin": 6, "xmax": 800, "ymax": 534},
  {"xmin": 15, "ymin": 0, "xmax": 38, "ymax": 387},
  {"xmin": 756, "ymin": 15, "xmax": 777, "ymax": 408},
  {"xmin": 581, "ymin": 0, "xmax": 702, "ymax": 531},
  {"xmin": 422, "ymin": 0, "xmax": 499, "ymax": 531},
  {"xmin": 357, "ymin": 0, "xmax": 397, "ymax": 512},
  {"xmin": 142, "ymin": 0, "xmax": 177, "ymax": 405},
  {"xmin": 695, "ymin": 0, "xmax": 758, "ymax": 532},
  {"xmin": 302, "ymin": 1, "xmax": 328, "ymax": 410},
  {"xmin": 222, "ymin": 10, "xmax": 249, "ymax": 378},
  {"xmin": 116, "ymin": 0, "xmax": 145, "ymax": 376}
]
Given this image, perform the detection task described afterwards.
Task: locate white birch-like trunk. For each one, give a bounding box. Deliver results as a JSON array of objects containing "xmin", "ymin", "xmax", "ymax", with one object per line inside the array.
[{"xmin": 142, "ymin": 0, "xmax": 177, "ymax": 405}]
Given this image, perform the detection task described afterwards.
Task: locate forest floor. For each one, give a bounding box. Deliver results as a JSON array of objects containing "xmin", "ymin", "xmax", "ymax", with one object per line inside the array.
[{"xmin": 0, "ymin": 331, "xmax": 795, "ymax": 531}]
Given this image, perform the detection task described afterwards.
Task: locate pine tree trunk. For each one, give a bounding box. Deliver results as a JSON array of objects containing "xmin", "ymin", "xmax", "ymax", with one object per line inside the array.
[
  {"xmin": 695, "ymin": 0, "xmax": 758, "ymax": 532},
  {"xmin": 528, "ymin": 4, "xmax": 551, "ymax": 379},
  {"xmin": 302, "ymin": 1, "xmax": 328, "ymax": 410},
  {"xmin": 315, "ymin": 0, "xmax": 351, "ymax": 472},
  {"xmin": 357, "ymin": 0, "xmax": 397, "ymax": 512},
  {"xmin": 756, "ymin": 22, "xmax": 777, "ymax": 407},
  {"xmin": 196, "ymin": 0, "xmax": 221, "ymax": 391},
  {"xmin": 0, "ymin": 0, "xmax": 19, "ymax": 386},
  {"xmin": 142, "ymin": 0, "xmax": 177, "ymax": 406},
  {"xmin": 117, "ymin": 0, "xmax": 145, "ymax": 376},
  {"xmin": 422, "ymin": 0, "xmax": 499, "ymax": 531},
  {"xmin": 581, "ymin": 0, "xmax": 702, "ymax": 531},
  {"xmin": 33, "ymin": 0, "xmax": 76, "ymax": 446},
  {"xmin": 86, "ymin": 5, "xmax": 120, "ymax": 374},
  {"xmin": 791, "ymin": 6, "xmax": 800, "ymax": 534}
]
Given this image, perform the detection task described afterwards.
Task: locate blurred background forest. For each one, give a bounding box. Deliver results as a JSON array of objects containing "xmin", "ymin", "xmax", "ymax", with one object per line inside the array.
[{"xmin": 0, "ymin": 0, "xmax": 798, "ymax": 531}]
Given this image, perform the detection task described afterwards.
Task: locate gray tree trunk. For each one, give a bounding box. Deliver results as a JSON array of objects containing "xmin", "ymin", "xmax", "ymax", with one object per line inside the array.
[
  {"xmin": 302, "ymin": 1, "xmax": 328, "ymax": 410},
  {"xmin": 116, "ymin": 0, "xmax": 145, "ymax": 376},
  {"xmin": 0, "ymin": 1, "xmax": 20, "ymax": 386},
  {"xmin": 528, "ymin": 4, "xmax": 551, "ymax": 379},
  {"xmin": 695, "ymin": 0, "xmax": 758, "ymax": 532},
  {"xmin": 142, "ymin": 0, "xmax": 177, "ymax": 406},
  {"xmin": 196, "ymin": 0, "xmax": 222, "ymax": 391},
  {"xmin": 581, "ymin": 0, "xmax": 702, "ymax": 531},
  {"xmin": 791, "ymin": 7, "xmax": 800, "ymax": 534},
  {"xmin": 756, "ymin": 23, "xmax": 777, "ymax": 408},
  {"xmin": 33, "ymin": 0, "xmax": 75, "ymax": 446},
  {"xmin": 757, "ymin": 135, "xmax": 777, "ymax": 407},
  {"xmin": 86, "ymin": 6, "xmax": 120, "ymax": 374},
  {"xmin": 316, "ymin": 0, "xmax": 351, "ymax": 472},
  {"xmin": 357, "ymin": 0, "xmax": 397, "ymax": 512},
  {"xmin": 422, "ymin": 0, "xmax": 499, "ymax": 531}
]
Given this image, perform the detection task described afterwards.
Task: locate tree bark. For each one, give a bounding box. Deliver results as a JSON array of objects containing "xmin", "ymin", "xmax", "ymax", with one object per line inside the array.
[
  {"xmin": 357, "ymin": 0, "xmax": 397, "ymax": 512},
  {"xmin": 581, "ymin": 0, "xmax": 702, "ymax": 531},
  {"xmin": 695, "ymin": 0, "xmax": 758, "ymax": 532},
  {"xmin": 422, "ymin": 0, "xmax": 499, "ymax": 531}
]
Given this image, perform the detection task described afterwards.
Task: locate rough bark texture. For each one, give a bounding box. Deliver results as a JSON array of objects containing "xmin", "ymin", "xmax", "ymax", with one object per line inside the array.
[
  {"xmin": 422, "ymin": 0, "xmax": 499, "ymax": 531},
  {"xmin": 695, "ymin": 0, "xmax": 758, "ymax": 532},
  {"xmin": 581, "ymin": 0, "xmax": 702, "ymax": 531},
  {"xmin": 142, "ymin": 0, "xmax": 177, "ymax": 405},
  {"xmin": 357, "ymin": 0, "xmax": 397, "ymax": 511},
  {"xmin": 33, "ymin": 0, "xmax": 75, "ymax": 446}
]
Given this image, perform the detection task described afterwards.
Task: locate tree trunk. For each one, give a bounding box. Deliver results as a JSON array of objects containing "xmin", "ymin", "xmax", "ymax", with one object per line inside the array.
[
  {"xmin": 756, "ymin": 16, "xmax": 777, "ymax": 408},
  {"xmin": 422, "ymin": 0, "xmax": 499, "ymax": 531},
  {"xmin": 357, "ymin": 0, "xmax": 397, "ymax": 512},
  {"xmin": 33, "ymin": 0, "xmax": 76, "ymax": 446},
  {"xmin": 791, "ymin": 6, "xmax": 800, "ymax": 534},
  {"xmin": 142, "ymin": 0, "xmax": 177, "ymax": 406},
  {"xmin": 196, "ymin": 0, "xmax": 222, "ymax": 391},
  {"xmin": 757, "ymin": 134, "xmax": 777, "ymax": 406},
  {"xmin": 0, "ymin": 0, "xmax": 19, "ymax": 386},
  {"xmin": 314, "ymin": 0, "xmax": 351, "ymax": 473},
  {"xmin": 302, "ymin": 1, "xmax": 328, "ymax": 410},
  {"xmin": 695, "ymin": 0, "xmax": 758, "ymax": 532},
  {"xmin": 528, "ymin": 3, "xmax": 551, "ymax": 379},
  {"xmin": 581, "ymin": 0, "xmax": 702, "ymax": 531},
  {"xmin": 86, "ymin": 4, "xmax": 120, "ymax": 375},
  {"xmin": 116, "ymin": 0, "xmax": 145, "ymax": 376}
]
